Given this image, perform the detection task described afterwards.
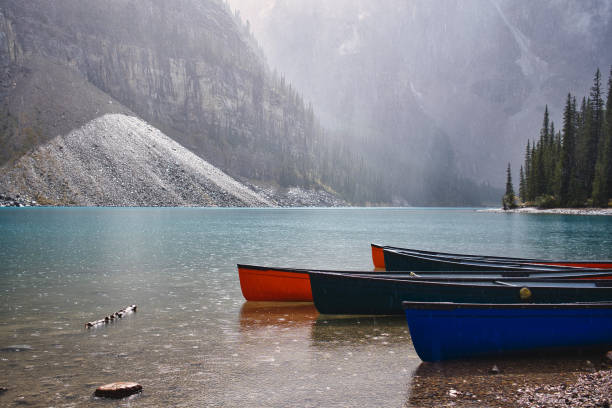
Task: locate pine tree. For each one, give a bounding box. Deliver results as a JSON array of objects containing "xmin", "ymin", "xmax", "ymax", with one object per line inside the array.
[
  {"xmin": 524, "ymin": 140, "xmax": 532, "ymax": 202},
  {"xmin": 580, "ymin": 69, "xmax": 604, "ymax": 197},
  {"xmin": 503, "ymin": 163, "xmax": 517, "ymax": 209},
  {"xmin": 529, "ymin": 134, "xmax": 547, "ymax": 200},
  {"xmin": 541, "ymin": 105, "xmax": 550, "ymax": 145},
  {"xmin": 591, "ymin": 68, "xmax": 604, "ymax": 138},
  {"xmin": 592, "ymin": 66, "xmax": 612, "ymax": 207},
  {"xmin": 527, "ymin": 141, "xmax": 538, "ymax": 201},
  {"xmin": 608, "ymin": 67, "xmax": 612, "ymax": 200},
  {"xmin": 545, "ymin": 121, "xmax": 556, "ymax": 194},
  {"xmin": 519, "ymin": 165, "xmax": 526, "ymax": 203},
  {"xmin": 559, "ymin": 93, "xmax": 575, "ymax": 206},
  {"xmin": 551, "ymin": 124, "xmax": 563, "ymax": 197},
  {"xmin": 574, "ymin": 97, "xmax": 592, "ymax": 203}
]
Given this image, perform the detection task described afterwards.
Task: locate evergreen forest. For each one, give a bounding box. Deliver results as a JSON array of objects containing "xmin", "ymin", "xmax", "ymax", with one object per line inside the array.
[{"xmin": 508, "ymin": 67, "xmax": 612, "ymax": 208}]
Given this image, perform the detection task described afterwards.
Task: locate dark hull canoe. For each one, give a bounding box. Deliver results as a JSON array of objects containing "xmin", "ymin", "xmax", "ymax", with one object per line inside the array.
[
  {"xmin": 309, "ymin": 271, "xmax": 612, "ymax": 315},
  {"xmin": 380, "ymin": 248, "xmax": 611, "ymax": 272},
  {"xmin": 402, "ymin": 301, "xmax": 612, "ymax": 362},
  {"xmin": 372, "ymin": 244, "xmax": 612, "ymax": 270},
  {"xmin": 238, "ymin": 265, "xmax": 612, "ymax": 302}
]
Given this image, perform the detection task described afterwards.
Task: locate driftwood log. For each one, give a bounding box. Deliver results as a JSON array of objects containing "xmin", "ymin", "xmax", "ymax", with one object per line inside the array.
[{"xmin": 85, "ymin": 305, "xmax": 137, "ymax": 328}]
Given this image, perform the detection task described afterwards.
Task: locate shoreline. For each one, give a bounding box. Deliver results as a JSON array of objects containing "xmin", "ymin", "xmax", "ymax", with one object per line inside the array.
[
  {"xmin": 409, "ymin": 355, "xmax": 612, "ymax": 408},
  {"xmin": 478, "ymin": 207, "xmax": 612, "ymax": 216}
]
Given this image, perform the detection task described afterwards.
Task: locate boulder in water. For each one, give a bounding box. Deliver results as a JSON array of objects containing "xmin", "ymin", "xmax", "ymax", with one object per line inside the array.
[{"xmin": 94, "ymin": 382, "xmax": 142, "ymax": 399}]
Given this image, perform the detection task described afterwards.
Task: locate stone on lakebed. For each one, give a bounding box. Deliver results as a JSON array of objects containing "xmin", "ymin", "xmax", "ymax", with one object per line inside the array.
[{"xmin": 94, "ymin": 382, "xmax": 142, "ymax": 399}]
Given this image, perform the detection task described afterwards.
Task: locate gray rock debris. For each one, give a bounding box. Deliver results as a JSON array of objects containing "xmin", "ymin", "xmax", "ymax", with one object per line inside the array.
[
  {"xmin": 516, "ymin": 369, "xmax": 612, "ymax": 408},
  {"xmin": 0, "ymin": 114, "xmax": 274, "ymax": 207}
]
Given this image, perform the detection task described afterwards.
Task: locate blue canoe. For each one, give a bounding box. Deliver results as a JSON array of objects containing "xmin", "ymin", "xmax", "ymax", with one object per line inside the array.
[{"xmin": 402, "ymin": 301, "xmax": 612, "ymax": 362}]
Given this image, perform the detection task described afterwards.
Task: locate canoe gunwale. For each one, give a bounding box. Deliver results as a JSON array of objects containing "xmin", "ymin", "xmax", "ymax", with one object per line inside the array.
[
  {"xmin": 402, "ymin": 301, "xmax": 612, "ymax": 311},
  {"xmin": 238, "ymin": 264, "xmax": 612, "ymax": 279},
  {"xmin": 306, "ymin": 271, "xmax": 612, "ymax": 288},
  {"xmin": 237, "ymin": 264, "xmax": 307, "ymax": 273}
]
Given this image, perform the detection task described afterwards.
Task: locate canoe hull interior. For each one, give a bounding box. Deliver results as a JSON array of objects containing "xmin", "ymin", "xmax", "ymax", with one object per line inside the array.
[
  {"xmin": 238, "ymin": 266, "xmax": 312, "ymax": 302},
  {"xmin": 371, "ymin": 244, "xmax": 386, "ymax": 269},
  {"xmin": 403, "ymin": 302, "xmax": 612, "ymax": 362},
  {"xmin": 382, "ymin": 250, "xmax": 546, "ymax": 272}
]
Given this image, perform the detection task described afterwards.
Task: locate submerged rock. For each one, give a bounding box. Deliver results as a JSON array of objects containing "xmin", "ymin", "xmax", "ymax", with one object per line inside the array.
[{"xmin": 94, "ymin": 382, "xmax": 142, "ymax": 399}]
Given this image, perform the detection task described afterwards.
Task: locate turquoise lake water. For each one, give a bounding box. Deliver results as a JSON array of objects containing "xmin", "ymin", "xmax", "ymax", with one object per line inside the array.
[{"xmin": 0, "ymin": 207, "xmax": 611, "ymax": 407}]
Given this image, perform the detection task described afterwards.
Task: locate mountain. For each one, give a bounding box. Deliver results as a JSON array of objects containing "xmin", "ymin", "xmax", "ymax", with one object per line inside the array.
[
  {"xmin": 1, "ymin": 0, "xmax": 367, "ymax": 205},
  {"xmin": 228, "ymin": 0, "xmax": 612, "ymax": 188},
  {"xmin": 1, "ymin": 0, "xmax": 519, "ymax": 206}
]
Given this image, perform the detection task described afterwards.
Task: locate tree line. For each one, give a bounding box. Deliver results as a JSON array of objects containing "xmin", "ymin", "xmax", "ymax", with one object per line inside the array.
[{"xmin": 504, "ymin": 67, "xmax": 612, "ymax": 209}]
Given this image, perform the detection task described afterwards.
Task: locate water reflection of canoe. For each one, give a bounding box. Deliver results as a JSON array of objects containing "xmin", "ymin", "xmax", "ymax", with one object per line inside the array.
[
  {"xmin": 309, "ymin": 271, "xmax": 612, "ymax": 315},
  {"xmin": 402, "ymin": 301, "xmax": 612, "ymax": 362},
  {"xmin": 239, "ymin": 301, "xmax": 318, "ymax": 330},
  {"xmin": 237, "ymin": 264, "xmax": 612, "ymax": 302},
  {"xmin": 372, "ymin": 244, "xmax": 612, "ymax": 271},
  {"xmin": 310, "ymin": 315, "xmax": 407, "ymax": 346}
]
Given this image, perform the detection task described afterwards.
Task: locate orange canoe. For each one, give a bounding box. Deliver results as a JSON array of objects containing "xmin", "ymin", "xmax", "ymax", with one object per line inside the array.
[{"xmin": 238, "ymin": 264, "xmax": 313, "ymax": 301}]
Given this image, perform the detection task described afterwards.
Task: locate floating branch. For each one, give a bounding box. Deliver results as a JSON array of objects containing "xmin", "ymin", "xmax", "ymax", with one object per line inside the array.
[{"xmin": 85, "ymin": 305, "xmax": 137, "ymax": 328}]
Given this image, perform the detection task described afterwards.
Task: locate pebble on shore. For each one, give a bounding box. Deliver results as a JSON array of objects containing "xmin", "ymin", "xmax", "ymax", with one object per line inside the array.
[{"xmin": 516, "ymin": 368, "xmax": 612, "ymax": 408}]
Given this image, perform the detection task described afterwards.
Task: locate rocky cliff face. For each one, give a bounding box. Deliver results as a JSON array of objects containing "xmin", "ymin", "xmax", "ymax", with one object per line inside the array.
[{"xmin": 0, "ymin": 0, "xmax": 324, "ymax": 186}]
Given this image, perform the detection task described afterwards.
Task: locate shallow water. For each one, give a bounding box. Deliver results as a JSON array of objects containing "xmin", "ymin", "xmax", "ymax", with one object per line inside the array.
[{"xmin": 0, "ymin": 207, "xmax": 611, "ymax": 407}]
